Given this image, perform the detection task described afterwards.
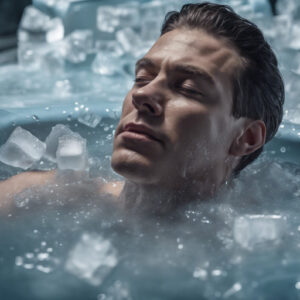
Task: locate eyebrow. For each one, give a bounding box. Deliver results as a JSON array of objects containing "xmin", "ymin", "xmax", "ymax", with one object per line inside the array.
[
  {"xmin": 135, "ymin": 58, "xmax": 157, "ymax": 74},
  {"xmin": 173, "ymin": 64, "xmax": 215, "ymax": 86},
  {"xmin": 135, "ymin": 58, "xmax": 215, "ymax": 86}
]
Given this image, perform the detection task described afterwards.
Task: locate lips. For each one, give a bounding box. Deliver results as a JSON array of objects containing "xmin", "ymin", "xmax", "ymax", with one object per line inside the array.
[{"xmin": 121, "ymin": 123, "xmax": 162, "ymax": 144}]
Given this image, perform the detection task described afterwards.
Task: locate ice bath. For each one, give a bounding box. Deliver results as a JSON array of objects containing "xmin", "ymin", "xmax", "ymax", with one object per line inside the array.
[{"xmin": 0, "ymin": 0, "xmax": 300, "ymax": 299}]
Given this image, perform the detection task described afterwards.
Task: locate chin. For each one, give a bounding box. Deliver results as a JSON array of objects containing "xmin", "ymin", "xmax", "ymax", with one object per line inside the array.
[{"xmin": 111, "ymin": 149, "xmax": 160, "ymax": 185}]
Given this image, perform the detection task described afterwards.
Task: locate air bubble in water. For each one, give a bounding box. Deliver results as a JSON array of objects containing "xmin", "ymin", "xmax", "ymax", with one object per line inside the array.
[
  {"xmin": 280, "ymin": 147, "xmax": 286, "ymax": 153},
  {"xmin": 32, "ymin": 115, "xmax": 39, "ymax": 122}
]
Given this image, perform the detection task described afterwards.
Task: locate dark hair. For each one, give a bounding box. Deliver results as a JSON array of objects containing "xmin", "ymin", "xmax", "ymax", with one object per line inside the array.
[{"xmin": 161, "ymin": 2, "xmax": 284, "ymax": 174}]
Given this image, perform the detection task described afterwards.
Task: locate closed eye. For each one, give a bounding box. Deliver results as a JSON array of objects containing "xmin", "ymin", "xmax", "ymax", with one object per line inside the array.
[
  {"xmin": 180, "ymin": 86, "xmax": 201, "ymax": 95},
  {"xmin": 133, "ymin": 77, "xmax": 151, "ymax": 86},
  {"xmin": 175, "ymin": 81, "xmax": 203, "ymax": 97}
]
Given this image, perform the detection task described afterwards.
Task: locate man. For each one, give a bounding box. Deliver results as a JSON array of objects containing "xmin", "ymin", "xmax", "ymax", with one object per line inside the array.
[{"xmin": 0, "ymin": 3, "xmax": 284, "ymax": 214}]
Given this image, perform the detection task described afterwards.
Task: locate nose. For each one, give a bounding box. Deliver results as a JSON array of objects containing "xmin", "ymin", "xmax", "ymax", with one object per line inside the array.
[{"xmin": 132, "ymin": 81, "xmax": 164, "ymax": 116}]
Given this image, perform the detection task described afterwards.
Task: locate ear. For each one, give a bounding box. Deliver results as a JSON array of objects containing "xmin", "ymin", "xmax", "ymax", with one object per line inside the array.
[{"xmin": 229, "ymin": 120, "xmax": 266, "ymax": 157}]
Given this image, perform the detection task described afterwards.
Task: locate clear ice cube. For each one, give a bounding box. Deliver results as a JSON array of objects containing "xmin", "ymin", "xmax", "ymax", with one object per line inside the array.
[
  {"xmin": 18, "ymin": 44, "xmax": 44, "ymax": 70},
  {"xmin": 41, "ymin": 48, "xmax": 65, "ymax": 73},
  {"xmin": 65, "ymin": 233, "xmax": 118, "ymax": 286},
  {"xmin": 64, "ymin": 30, "xmax": 93, "ymax": 63},
  {"xmin": 116, "ymin": 27, "xmax": 142, "ymax": 53},
  {"xmin": 56, "ymin": 134, "xmax": 87, "ymax": 170},
  {"xmin": 95, "ymin": 40, "xmax": 124, "ymax": 57},
  {"xmin": 97, "ymin": 5, "xmax": 139, "ymax": 33},
  {"xmin": 18, "ymin": 5, "xmax": 64, "ymax": 44},
  {"xmin": 91, "ymin": 53, "xmax": 120, "ymax": 76},
  {"xmin": 44, "ymin": 124, "xmax": 75, "ymax": 162},
  {"xmin": 0, "ymin": 127, "xmax": 46, "ymax": 169},
  {"xmin": 78, "ymin": 112, "xmax": 102, "ymax": 128},
  {"xmin": 233, "ymin": 214, "xmax": 286, "ymax": 250},
  {"xmin": 20, "ymin": 5, "xmax": 51, "ymax": 33}
]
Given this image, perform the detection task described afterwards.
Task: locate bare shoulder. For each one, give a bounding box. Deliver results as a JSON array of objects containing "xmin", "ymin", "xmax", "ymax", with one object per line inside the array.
[
  {"xmin": 0, "ymin": 170, "xmax": 124, "ymax": 213},
  {"xmin": 0, "ymin": 170, "xmax": 56, "ymax": 202}
]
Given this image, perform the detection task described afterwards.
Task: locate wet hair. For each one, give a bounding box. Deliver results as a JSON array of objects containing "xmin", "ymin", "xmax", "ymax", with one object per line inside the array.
[{"xmin": 161, "ymin": 2, "xmax": 285, "ymax": 174}]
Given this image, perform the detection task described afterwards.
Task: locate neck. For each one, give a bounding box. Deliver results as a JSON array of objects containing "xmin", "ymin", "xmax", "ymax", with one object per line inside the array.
[{"xmin": 119, "ymin": 179, "xmax": 216, "ymax": 216}]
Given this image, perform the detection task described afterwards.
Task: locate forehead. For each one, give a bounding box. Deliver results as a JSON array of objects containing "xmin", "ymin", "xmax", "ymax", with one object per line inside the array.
[
  {"xmin": 143, "ymin": 29, "xmax": 243, "ymax": 105},
  {"xmin": 146, "ymin": 29, "xmax": 242, "ymax": 75}
]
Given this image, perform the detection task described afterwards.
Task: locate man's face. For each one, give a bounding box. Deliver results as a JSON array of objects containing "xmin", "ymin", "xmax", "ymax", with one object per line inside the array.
[{"xmin": 111, "ymin": 28, "xmax": 244, "ymax": 191}]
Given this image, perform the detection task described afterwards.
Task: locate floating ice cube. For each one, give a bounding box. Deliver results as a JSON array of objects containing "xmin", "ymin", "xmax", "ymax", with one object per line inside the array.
[
  {"xmin": 95, "ymin": 40, "xmax": 124, "ymax": 57},
  {"xmin": 56, "ymin": 134, "xmax": 87, "ymax": 170},
  {"xmin": 0, "ymin": 127, "xmax": 45, "ymax": 169},
  {"xmin": 97, "ymin": 6, "xmax": 139, "ymax": 33},
  {"xmin": 18, "ymin": 44, "xmax": 43, "ymax": 70},
  {"xmin": 44, "ymin": 124, "xmax": 75, "ymax": 162},
  {"xmin": 101, "ymin": 281, "xmax": 132, "ymax": 300},
  {"xmin": 41, "ymin": 49, "xmax": 65, "ymax": 73},
  {"xmin": 97, "ymin": 6, "xmax": 121, "ymax": 33},
  {"xmin": 65, "ymin": 233, "xmax": 118, "ymax": 286},
  {"xmin": 18, "ymin": 6, "xmax": 64, "ymax": 43},
  {"xmin": 116, "ymin": 27, "xmax": 142, "ymax": 53},
  {"xmin": 233, "ymin": 215, "xmax": 286, "ymax": 250},
  {"xmin": 20, "ymin": 6, "xmax": 51, "ymax": 33},
  {"xmin": 91, "ymin": 53, "xmax": 120, "ymax": 76},
  {"xmin": 64, "ymin": 30, "xmax": 93, "ymax": 63},
  {"xmin": 78, "ymin": 112, "xmax": 102, "ymax": 128}
]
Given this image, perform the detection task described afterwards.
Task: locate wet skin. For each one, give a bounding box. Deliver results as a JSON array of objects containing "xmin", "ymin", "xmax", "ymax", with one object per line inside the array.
[
  {"xmin": 0, "ymin": 28, "xmax": 266, "ymax": 211},
  {"xmin": 111, "ymin": 28, "xmax": 253, "ymax": 196}
]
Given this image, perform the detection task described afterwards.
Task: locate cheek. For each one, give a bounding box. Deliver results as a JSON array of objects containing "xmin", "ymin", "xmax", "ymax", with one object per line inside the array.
[{"xmin": 120, "ymin": 91, "xmax": 134, "ymax": 117}]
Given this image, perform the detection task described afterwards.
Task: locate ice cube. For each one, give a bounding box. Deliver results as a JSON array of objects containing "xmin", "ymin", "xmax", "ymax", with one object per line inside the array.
[
  {"xmin": 95, "ymin": 40, "xmax": 124, "ymax": 57},
  {"xmin": 65, "ymin": 233, "xmax": 118, "ymax": 286},
  {"xmin": 97, "ymin": 6, "xmax": 139, "ymax": 33},
  {"xmin": 233, "ymin": 214, "xmax": 286, "ymax": 250},
  {"xmin": 116, "ymin": 27, "xmax": 142, "ymax": 53},
  {"xmin": 44, "ymin": 124, "xmax": 75, "ymax": 162},
  {"xmin": 18, "ymin": 6, "xmax": 64, "ymax": 43},
  {"xmin": 56, "ymin": 134, "xmax": 87, "ymax": 170},
  {"xmin": 64, "ymin": 30, "xmax": 93, "ymax": 63},
  {"xmin": 101, "ymin": 281, "xmax": 132, "ymax": 300},
  {"xmin": 18, "ymin": 44, "xmax": 44, "ymax": 70},
  {"xmin": 20, "ymin": 6, "xmax": 51, "ymax": 33},
  {"xmin": 97, "ymin": 6, "xmax": 121, "ymax": 33},
  {"xmin": 91, "ymin": 53, "xmax": 120, "ymax": 76},
  {"xmin": 0, "ymin": 127, "xmax": 45, "ymax": 170},
  {"xmin": 78, "ymin": 112, "xmax": 102, "ymax": 128},
  {"xmin": 41, "ymin": 49, "xmax": 65, "ymax": 73}
]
